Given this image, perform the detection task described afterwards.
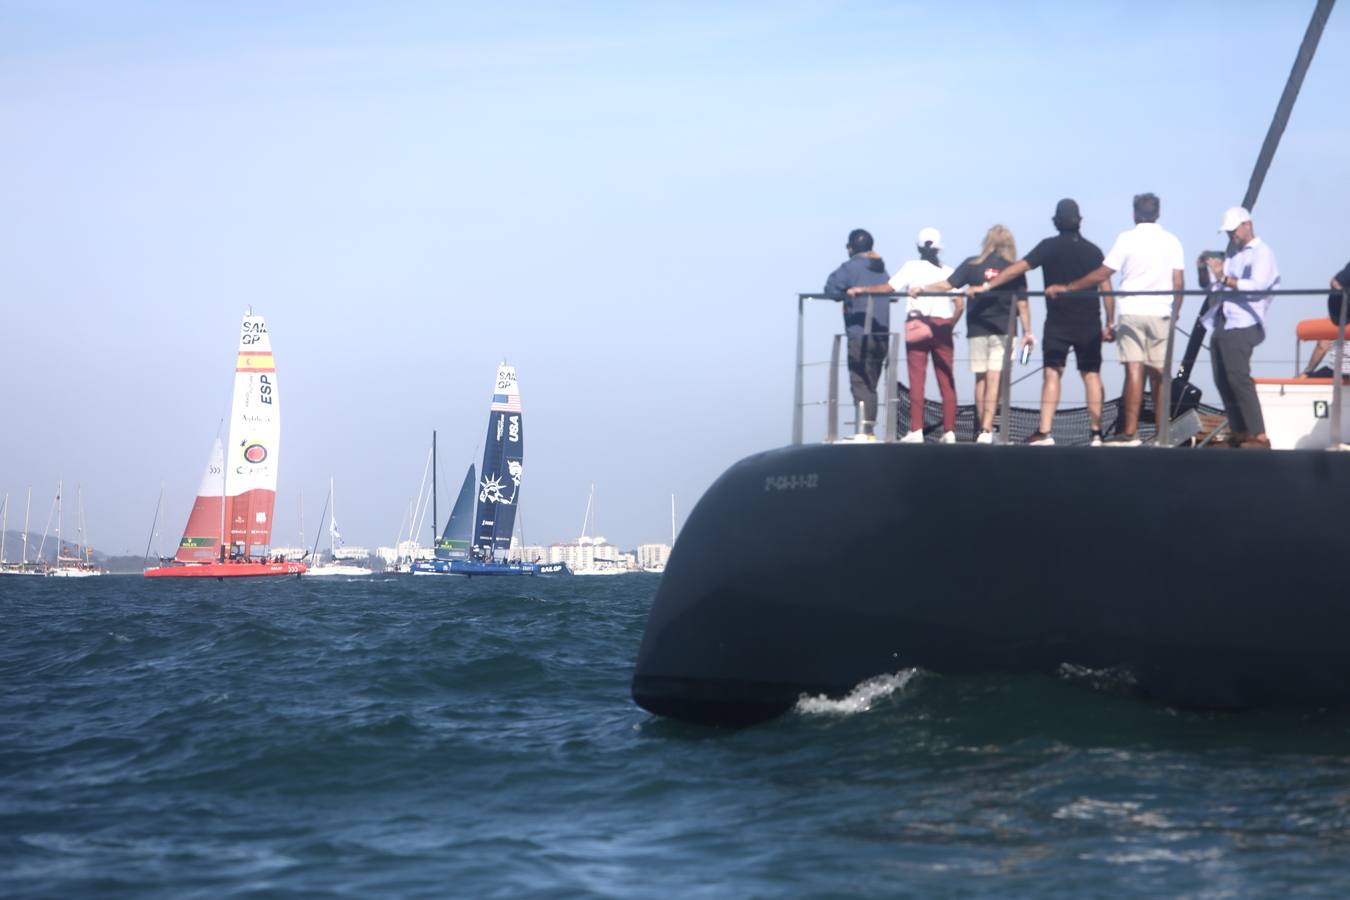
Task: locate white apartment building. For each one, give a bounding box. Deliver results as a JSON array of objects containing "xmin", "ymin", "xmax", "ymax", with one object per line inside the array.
[
  {"xmin": 509, "ymin": 544, "xmax": 547, "ymax": 564},
  {"xmin": 637, "ymin": 543, "xmax": 671, "ymax": 570},
  {"xmin": 548, "ymin": 535, "xmax": 627, "ymax": 572},
  {"xmin": 376, "ymin": 540, "xmax": 435, "ymax": 565}
]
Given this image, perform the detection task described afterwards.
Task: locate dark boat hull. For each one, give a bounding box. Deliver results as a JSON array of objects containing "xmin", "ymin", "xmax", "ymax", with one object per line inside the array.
[
  {"xmin": 632, "ymin": 443, "xmax": 1350, "ymax": 725},
  {"xmin": 409, "ymin": 559, "xmax": 571, "ymax": 576}
]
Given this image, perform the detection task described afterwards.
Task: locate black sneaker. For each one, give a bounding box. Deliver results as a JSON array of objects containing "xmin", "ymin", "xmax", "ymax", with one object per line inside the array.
[
  {"xmin": 1027, "ymin": 431, "xmax": 1055, "ymax": 446},
  {"xmin": 1089, "ymin": 429, "xmax": 1103, "ymax": 447},
  {"xmin": 1103, "ymin": 432, "xmax": 1141, "ymax": 447}
]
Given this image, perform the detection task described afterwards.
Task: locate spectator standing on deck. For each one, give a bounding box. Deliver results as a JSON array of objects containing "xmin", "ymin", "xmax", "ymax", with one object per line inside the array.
[
  {"xmin": 1203, "ymin": 207, "xmax": 1279, "ymax": 449},
  {"xmin": 1299, "ymin": 261, "xmax": 1350, "ymax": 378},
  {"xmin": 823, "ymin": 228, "xmax": 891, "ymax": 440},
  {"xmin": 1047, "ymin": 193, "xmax": 1184, "ymax": 446},
  {"xmin": 910, "ymin": 225, "xmax": 1030, "ymax": 444},
  {"xmin": 851, "ymin": 227, "xmax": 960, "ymax": 443},
  {"xmin": 971, "ymin": 199, "xmax": 1112, "ymax": 446}
]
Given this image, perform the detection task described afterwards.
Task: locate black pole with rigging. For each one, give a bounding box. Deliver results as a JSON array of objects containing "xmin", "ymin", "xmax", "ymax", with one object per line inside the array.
[
  {"xmin": 1172, "ymin": 0, "xmax": 1335, "ymax": 405},
  {"xmin": 431, "ymin": 430, "xmax": 438, "ymax": 549}
]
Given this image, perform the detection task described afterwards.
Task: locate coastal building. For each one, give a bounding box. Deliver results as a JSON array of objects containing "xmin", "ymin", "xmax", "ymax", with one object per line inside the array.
[
  {"xmin": 637, "ymin": 544, "xmax": 671, "ymax": 570},
  {"xmin": 376, "ymin": 541, "xmax": 433, "ymax": 565},
  {"xmin": 509, "ymin": 544, "xmax": 548, "ymax": 564},
  {"xmin": 549, "ymin": 535, "xmax": 626, "ymax": 572}
]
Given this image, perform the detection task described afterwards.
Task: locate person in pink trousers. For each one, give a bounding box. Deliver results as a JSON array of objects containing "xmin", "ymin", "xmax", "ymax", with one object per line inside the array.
[{"xmin": 851, "ymin": 227, "xmax": 961, "ymax": 442}]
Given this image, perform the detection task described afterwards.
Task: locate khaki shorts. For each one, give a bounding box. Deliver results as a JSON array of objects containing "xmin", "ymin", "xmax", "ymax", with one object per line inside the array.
[
  {"xmin": 968, "ymin": 334, "xmax": 1010, "ymax": 374},
  {"xmin": 1116, "ymin": 314, "xmax": 1170, "ymax": 368}
]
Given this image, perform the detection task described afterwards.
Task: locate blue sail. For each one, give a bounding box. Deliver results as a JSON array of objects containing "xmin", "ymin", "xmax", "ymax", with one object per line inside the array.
[
  {"xmin": 474, "ymin": 364, "xmax": 523, "ymax": 559},
  {"xmin": 435, "ymin": 465, "xmax": 476, "ymax": 559}
]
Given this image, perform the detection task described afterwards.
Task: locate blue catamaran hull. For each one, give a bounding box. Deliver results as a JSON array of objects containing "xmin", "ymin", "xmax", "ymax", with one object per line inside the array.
[{"xmin": 410, "ymin": 559, "xmax": 571, "ymax": 576}]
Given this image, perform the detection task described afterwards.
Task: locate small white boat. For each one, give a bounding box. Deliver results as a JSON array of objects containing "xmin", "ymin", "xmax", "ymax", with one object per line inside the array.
[{"xmin": 304, "ymin": 478, "xmax": 373, "ymax": 577}]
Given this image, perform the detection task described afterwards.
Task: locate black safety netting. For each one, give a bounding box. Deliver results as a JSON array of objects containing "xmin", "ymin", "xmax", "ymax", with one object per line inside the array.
[{"xmin": 892, "ymin": 381, "xmax": 1223, "ymax": 445}]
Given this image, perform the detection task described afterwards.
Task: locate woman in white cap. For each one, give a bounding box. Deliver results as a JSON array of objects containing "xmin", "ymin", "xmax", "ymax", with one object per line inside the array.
[{"xmin": 851, "ymin": 227, "xmax": 961, "ymax": 442}]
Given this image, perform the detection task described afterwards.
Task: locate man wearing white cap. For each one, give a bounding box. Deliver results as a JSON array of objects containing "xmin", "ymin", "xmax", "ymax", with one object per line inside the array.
[
  {"xmin": 1202, "ymin": 207, "xmax": 1279, "ymax": 448},
  {"xmin": 851, "ymin": 227, "xmax": 961, "ymax": 442}
]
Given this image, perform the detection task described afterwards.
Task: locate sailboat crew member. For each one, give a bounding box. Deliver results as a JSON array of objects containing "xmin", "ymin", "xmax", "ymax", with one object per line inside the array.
[
  {"xmin": 1204, "ymin": 207, "xmax": 1279, "ymax": 448},
  {"xmin": 1298, "ymin": 260, "xmax": 1350, "ymax": 379}
]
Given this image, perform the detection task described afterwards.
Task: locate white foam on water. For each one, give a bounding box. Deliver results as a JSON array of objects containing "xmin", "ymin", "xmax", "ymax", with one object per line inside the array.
[{"xmin": 794, "ymin": 669, "xmax": 920, "ymax": 716}]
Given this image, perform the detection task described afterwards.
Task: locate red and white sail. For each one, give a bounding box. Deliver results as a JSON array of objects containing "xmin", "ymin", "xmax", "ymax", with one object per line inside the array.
[
  {"xmin": 174, "ymin": 438, "xmax": 225, "ymax": 562},
  {"xmin": 224, "ymin": 314, "xmax": 281, "ymax": 557},
  {"xmin": 172, "ymin": 314, "xmax": 281, "ymax": 562}
]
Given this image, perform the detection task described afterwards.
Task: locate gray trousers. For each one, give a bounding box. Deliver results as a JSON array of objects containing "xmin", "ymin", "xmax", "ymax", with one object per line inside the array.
[
  {"xmin": 847, "ymin": 334, "xmax": 887, "ymax": 433},
  {"xmin": 1211, "ymin": 323, "xmax": 1265, "ymax": 435}
]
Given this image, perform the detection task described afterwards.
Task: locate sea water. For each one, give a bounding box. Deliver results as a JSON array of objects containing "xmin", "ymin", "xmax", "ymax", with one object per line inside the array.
[{"xmin": 4, "ymin": 575, "xmax": 1350, "ymax": 898}]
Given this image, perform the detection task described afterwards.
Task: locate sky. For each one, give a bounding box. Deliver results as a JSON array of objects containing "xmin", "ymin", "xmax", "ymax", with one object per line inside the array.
[{"xmin": 2, "ymin": 1, "xmax": 1348, "ymax": 556}]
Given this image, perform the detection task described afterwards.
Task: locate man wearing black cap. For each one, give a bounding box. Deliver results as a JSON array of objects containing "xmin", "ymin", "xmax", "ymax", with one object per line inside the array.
[
  {"xmin": 824, "ymin": 228, "xmax": 891, "ymax": 440},
  {"xmin": 969, "ymin": 199, "xmax": 1111, "ymax": 445}
]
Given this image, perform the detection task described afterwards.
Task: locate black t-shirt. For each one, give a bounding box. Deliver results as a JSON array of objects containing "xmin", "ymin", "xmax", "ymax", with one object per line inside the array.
[
  {"xmin": 1024, "ymin": 231, "xmax": 1106, "ymax": 325},
  {"xmin": 1329, "ymin": 260, "xmax": 1350, "ymax": 324},
  {"xmin": 948, "ymin": 254, "xmax": 1027, "ymax": 337}
]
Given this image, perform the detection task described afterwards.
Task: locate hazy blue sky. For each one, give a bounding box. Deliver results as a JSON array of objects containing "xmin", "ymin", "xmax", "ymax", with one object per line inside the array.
[{"xmin": 3, "ymin": 1, "xmax": 1348, "ymax": 554}]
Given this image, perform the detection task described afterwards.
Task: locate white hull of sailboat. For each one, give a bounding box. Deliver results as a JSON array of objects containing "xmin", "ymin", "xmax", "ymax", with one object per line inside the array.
[{"xmin": 304, "ymin": 564, "xmax": 374, "ymax": 577}]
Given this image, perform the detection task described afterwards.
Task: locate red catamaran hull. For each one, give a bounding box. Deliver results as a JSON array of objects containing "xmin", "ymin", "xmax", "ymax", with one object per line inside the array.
[{"xmin": 144, "ymin": 561, "xmax": 307, "ymax": 578}]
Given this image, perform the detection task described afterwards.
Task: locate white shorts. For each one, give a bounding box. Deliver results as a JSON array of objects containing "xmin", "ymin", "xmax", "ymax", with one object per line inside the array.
[
  {"xmin": 969, "ymin": 334, "xmax": 1010, "ymax": 374},
  {"xmin": 1117, "ymin": 314, "xmax": 1170, "ymax": 369}
]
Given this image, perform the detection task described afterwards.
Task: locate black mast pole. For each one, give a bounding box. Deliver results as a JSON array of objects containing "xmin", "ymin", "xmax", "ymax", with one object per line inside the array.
[
  {"xmin": 431, "ymin": 430, "xmax": 438, "ymax": 548},
  {"xmin": 1172, "ymin": 0, "xmax": 1334, "ymax": 400},
  {"xmin": 1242, "ymin": 0, "xmax": 1335, "ymax": 213}
]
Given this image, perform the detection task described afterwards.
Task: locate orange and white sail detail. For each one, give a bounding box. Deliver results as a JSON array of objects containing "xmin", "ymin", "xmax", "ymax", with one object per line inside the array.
[
  {"xmin": 174, "ymin": 437, "xmax": 226, "ymax": 563},
  {"xmin": 224, "ymin": 314, "xmax": 281, "ymax": 557}
]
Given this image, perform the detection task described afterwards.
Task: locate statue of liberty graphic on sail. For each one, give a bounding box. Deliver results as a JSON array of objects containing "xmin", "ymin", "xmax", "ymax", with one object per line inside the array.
[{"xmin": 411, "ymin": 362, "xmax": 570, "ymax": 576}]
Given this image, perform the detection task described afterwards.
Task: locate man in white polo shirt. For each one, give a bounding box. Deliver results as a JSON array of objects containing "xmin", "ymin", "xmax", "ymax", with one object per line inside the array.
[
  {"xmin": 1202, "ymin": 206, "xmax": 1279, "ymax": 449},
  {"xmin": 1046, "ymin": 193, "xmax": 1184, "ymax": 445}
]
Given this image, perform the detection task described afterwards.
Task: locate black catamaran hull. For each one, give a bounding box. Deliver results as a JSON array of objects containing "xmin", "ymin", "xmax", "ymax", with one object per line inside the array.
[{"xmin": 632, "ymin": 444, "xmax": 1350, "ymax": 726}]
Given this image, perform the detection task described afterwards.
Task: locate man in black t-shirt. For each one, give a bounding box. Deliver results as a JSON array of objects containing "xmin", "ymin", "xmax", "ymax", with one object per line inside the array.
[
  {"xmin": 1298, "ymin": 261, "xmax": 1350, "ymax": 378},
  {"xmin": 971, "ymin": 199, "xmax": 1114, "ymax": 446}
]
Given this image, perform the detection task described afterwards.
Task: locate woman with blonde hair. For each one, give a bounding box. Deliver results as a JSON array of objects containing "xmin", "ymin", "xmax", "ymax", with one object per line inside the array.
[{"xmin": 912, "ymin": 225, "xmax": 1031, "ymax": 443}]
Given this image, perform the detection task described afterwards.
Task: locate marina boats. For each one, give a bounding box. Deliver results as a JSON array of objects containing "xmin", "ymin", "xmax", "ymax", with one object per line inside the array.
[
  {"xmin": 48, "ymin": 483, "xmax": 105, "ymax": 577},
  {"xmin": 0, "ymin": 489, "xmax": 45, "ymax": 577},
  {"xmin": 411, "ymin": 364, "xmax": 570, "ymax": 577},
  {"xmin": 631, "ymin": 3, "xmax": 1350, "ymax": 726},
  {"xmin": 144, "ymin": 312, "xmax": 306, "ymax": 579},
  {"xmin": 303, "ymin": 479, "xmax": 374, "ymax": 577}
]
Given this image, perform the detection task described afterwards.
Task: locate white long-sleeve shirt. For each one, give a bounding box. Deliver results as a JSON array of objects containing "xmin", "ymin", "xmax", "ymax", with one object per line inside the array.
[
  {"xmin": 1201, "ymin": 236, "xmax": 1279, "ymax": 331},
  {"xmin": 888, "ymin": 259, "xmax": 955, "ymax": 318}
]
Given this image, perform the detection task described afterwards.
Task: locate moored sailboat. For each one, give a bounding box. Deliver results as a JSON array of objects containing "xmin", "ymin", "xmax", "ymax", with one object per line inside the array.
[
  {"xmin": 48, "ymin": 482, "xmax": 105, "ymax": 577},
  {"xmin": 304, "ymin": 478, "xmax": 374, "ymax": 577},
  {"xmin": 145, "ymin": 312, "xmax": 305, "ymax": 579}
]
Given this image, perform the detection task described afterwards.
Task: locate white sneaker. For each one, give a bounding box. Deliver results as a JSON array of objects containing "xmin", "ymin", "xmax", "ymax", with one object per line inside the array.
[
  {"xmin": 940, "ymin": 431, "xmax": 956, "ymax": 444},
  {"xmin": 975, "ymin": 430, "xmax": 993, "ymax": 445},
  {"xmin": 899, "ymin": 429, "xmax": 924, "ymax": 444},
  {"xmin": 844, "ymin": 432, "xmax": 877, "ymax": 443}
]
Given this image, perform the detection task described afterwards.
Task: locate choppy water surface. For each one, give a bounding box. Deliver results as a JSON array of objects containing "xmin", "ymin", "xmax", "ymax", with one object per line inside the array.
[{"xmin": 4, "ymin": 575, "xmax": 1350, "ymax": 898}]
